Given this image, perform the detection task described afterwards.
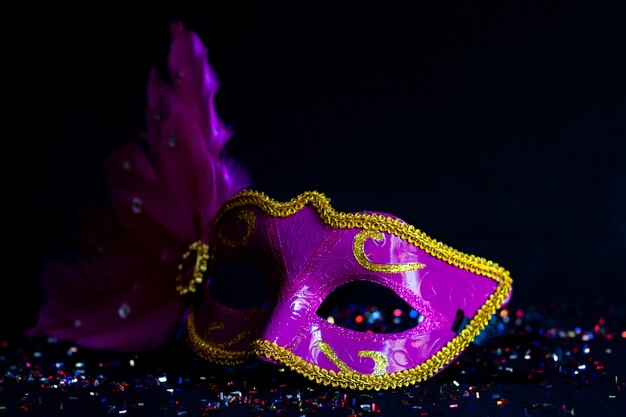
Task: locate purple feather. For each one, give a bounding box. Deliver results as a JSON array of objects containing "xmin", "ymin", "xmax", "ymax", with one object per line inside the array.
[{"xmin": 26, "ymin": 22, "xmax": 250, "ymax": 351}]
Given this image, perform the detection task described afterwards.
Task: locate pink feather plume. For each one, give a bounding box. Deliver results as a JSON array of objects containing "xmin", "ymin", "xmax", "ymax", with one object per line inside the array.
[{"xmin": 26, "ymin": 22, "xmax": 250, "ymax": 351}]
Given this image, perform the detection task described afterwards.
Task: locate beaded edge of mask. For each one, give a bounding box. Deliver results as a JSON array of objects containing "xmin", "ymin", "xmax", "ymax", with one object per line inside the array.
[{"xmin": 185, "ymin": 190, "xmax": 513, "ymax": 390}]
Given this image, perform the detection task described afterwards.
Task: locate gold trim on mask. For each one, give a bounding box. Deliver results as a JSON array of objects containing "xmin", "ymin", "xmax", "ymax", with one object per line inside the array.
[
  {"xmin": 186, "ymin": 190, "xmax": 513, "ymax": 390},
  {"xmin": 187, "ymin": 267, "xmax": 510, "ymax": 390},
  {"xmin": 353, "ymin": 229, "xmax": 425, "ymax": 273},
  {"xmin": 175, "ymin": 241, "xmax": 210, "ymax": 296},
  {"xmin": 214, "ymin": 190, "xmax": 511, "ymax": 283}
]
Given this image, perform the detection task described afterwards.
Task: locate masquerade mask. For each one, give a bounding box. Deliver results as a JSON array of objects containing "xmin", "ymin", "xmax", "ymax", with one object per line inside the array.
[
  {"xmin": 27, "ymin": 22, "xmax": 512, "ymax": 391},
  {"xmin": 185, "ymin": 190, "xmax": 512, "ymax": 390}
]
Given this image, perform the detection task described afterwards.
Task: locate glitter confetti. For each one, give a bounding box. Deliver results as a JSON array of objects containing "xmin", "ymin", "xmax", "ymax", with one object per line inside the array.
[{"xmin": 1, "ymin": 300, "xmax": 625, "ymax": 416}]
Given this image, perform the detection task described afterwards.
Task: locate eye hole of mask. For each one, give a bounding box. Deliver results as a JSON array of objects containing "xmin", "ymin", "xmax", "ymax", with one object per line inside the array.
[
  {"xmin": 207, "ymin": 260, "xmax": 269, "ymax": 310},
  {"xmin": 315, "ymin": 279, "xmax": 423, "ymax": 333}
]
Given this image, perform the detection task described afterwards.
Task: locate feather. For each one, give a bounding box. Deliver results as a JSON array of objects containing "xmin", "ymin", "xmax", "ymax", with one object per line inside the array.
[{"xmin": 26, "ymin": 22, "xmax": 250, "ymax": 351}]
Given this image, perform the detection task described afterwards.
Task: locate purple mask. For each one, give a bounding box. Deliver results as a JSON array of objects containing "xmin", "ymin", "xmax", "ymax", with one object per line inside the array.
[
  {"xmin": 27, "ymin": 23, "xmax": 512, "ymax": 392},
  {"xmin": 184, "ymin": 190, "xmax": 513, "ymax": 390}
]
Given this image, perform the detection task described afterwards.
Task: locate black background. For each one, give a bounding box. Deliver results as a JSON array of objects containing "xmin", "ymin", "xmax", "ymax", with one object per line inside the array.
[{"xmin": 4, "ymin": 1, "xmax": 626, "ymax": 337}]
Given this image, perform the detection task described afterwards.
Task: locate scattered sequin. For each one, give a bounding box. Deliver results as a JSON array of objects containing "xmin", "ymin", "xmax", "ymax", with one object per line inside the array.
[
  {"xmin": 1, "ymin": 301, "xmax": 624, "ymax": 416},
  {"xmin": 167, "ymin": 134, "xmax": 177, "ymax": 147},
  {"xmin": 118, "ymin": 303, "xmax": 131, "ymax": 319},
  {"xmin": 131, "ymin": 198, "xmax": 143, "ymax": 214}
]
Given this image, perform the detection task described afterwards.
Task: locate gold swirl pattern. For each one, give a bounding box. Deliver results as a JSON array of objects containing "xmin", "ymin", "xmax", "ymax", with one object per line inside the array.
[
  {"xmin": 218, "ymin": 209, "xmax": 256, "ymax": 248},
  {"xmin": 203, "ymin": 321, "xmax": 251, "ymax": 348},
  {"xmin": 318, "ymin": 341, "xmax": 389, "ymax": 376},
  {"xmin": 186, "ymin": 315, "xmax": 251, "ymax": 366},
  {"xmin": 353, "ymin": 229, "xmax": 425, "ymax": 273}
]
